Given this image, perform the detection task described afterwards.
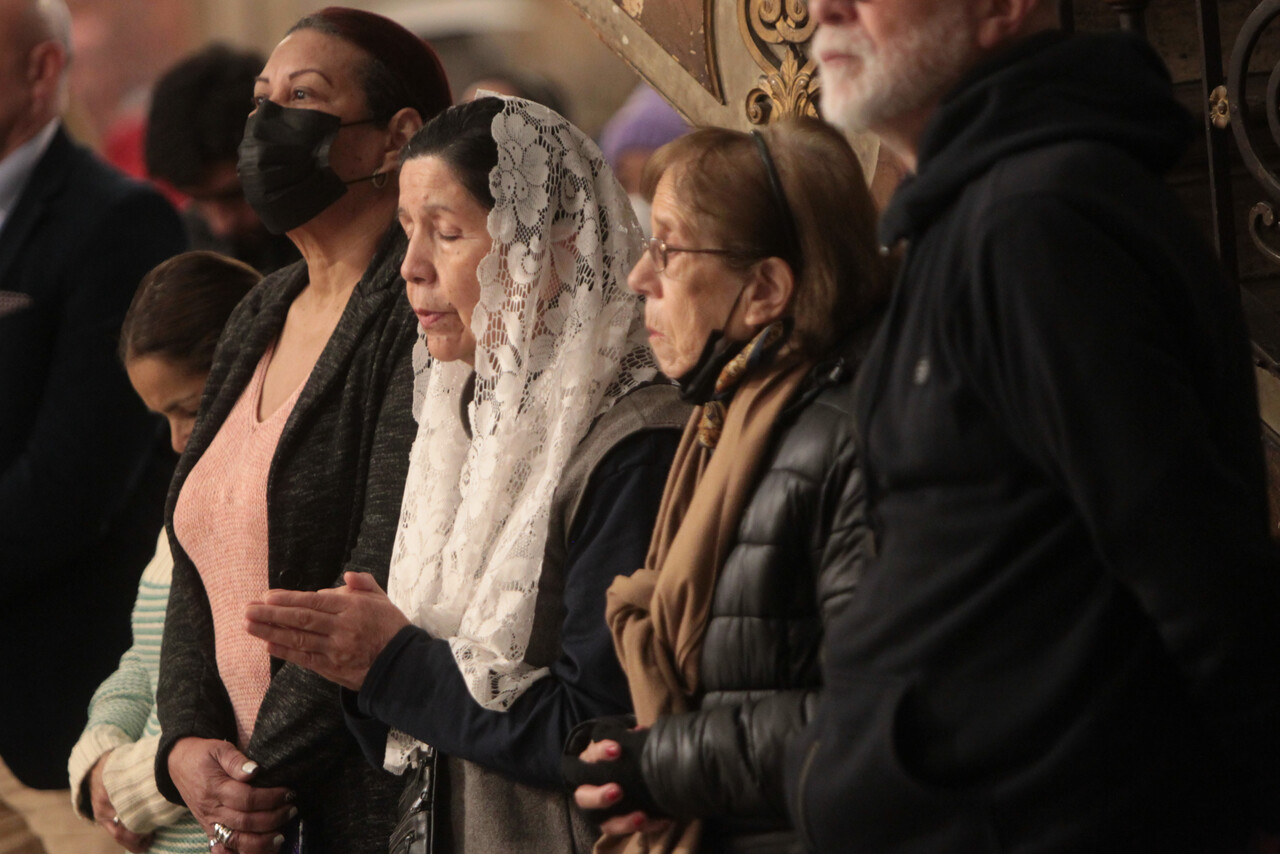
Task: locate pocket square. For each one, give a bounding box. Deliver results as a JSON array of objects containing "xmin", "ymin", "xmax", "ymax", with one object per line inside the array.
[{"xmin": 0, "ymin": 290, "xmax": 32, "ymax": 318}]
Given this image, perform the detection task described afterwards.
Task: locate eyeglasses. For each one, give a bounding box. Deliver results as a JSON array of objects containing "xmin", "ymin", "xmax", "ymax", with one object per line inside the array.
[{"xmin": 644, "ymin": 236, "xmax": 735, "ymax": 273}]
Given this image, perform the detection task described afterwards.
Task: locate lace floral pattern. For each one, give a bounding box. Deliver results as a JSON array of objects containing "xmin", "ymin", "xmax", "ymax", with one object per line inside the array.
[{"xmin": 387, "ymin": 98, "xmax": 656, "ymax": 723}]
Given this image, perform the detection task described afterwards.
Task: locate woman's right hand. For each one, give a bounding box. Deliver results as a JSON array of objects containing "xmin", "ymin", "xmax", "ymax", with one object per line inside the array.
[
  {"xmin": 88, "ymin": 751, "xmax": 154, "ymax": 853},
  {"xmin": 167, "ymin": 737, "xmax": 295, "ymax": 854}
]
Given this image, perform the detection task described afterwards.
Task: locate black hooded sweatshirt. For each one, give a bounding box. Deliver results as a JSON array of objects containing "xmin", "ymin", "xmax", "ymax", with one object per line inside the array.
[{"xmin": 786, "ymin": 31, "xmax": 1280, "ymax": 854}]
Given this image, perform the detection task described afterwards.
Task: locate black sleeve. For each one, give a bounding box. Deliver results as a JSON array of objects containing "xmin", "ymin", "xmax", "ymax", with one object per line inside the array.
[
  {"xmin": 0, "ymin": 190, "xmax": 185, "ymax": 568},
  {"xmin": 965, "ymin": 194, "xmax": 1280, "ymax": 829},
  {"xmin": 351, "ymin": 430, "xmax": 679, "ymax": 789},
  {"xmin": 641, "ymin": 417, "xmax": 865, "ymax": 821}
]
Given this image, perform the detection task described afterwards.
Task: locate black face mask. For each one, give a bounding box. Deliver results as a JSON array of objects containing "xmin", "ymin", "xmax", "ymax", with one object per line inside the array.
[
  {"xmin": 237, "ymin": 100, "xmax": 378, "ymax": 235},
  {"xmin": 675, "ymin": 283, "xmax": 750, "ymax": 405},
  {"xmin": 676, "ymin": 331, "xmax": 748, "ymax": 405}
]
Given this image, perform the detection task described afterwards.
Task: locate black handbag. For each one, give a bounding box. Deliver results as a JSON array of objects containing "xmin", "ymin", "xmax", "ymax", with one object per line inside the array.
[{"xmin": 390, "ymin": 746, "xmax": 438, "ymax": 854}]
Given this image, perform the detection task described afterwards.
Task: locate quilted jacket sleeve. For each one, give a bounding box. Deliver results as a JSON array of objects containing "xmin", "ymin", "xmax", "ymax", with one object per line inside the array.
[{"xmin": 640, "ymin": 380, "xmax": 867, "ymax": 821}]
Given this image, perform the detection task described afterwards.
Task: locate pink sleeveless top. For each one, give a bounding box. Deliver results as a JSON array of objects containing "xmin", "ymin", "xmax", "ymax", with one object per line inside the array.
[{"xmin": 173, "ymin": 342, "xmax": 305, "ymax": 748}]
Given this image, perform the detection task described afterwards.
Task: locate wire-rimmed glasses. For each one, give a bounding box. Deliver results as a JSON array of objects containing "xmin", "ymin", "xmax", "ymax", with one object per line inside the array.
[{"xmin": 644, "ymin": 236, "xmax": 735, "ymax": 273}]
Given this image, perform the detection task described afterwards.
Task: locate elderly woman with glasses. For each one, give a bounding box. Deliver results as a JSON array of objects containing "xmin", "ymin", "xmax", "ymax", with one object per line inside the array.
[{"xmin": 563, "ymin": 117, "xmax": 887, "ymax": 854}]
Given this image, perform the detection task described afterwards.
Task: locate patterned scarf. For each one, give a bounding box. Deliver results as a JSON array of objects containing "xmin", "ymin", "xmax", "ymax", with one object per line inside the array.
[{"xmin": 697, "ymin": 320, "xmax": 791, "ymax": 449}]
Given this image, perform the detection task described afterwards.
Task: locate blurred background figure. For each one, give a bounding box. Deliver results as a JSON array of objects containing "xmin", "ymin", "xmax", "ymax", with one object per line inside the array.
[
  {"xmin": 0, "ymin": 0, "xmax": 187, "ymax": 851},
  {"xmin": 461, "ymin": 67, "xmax": 571, "ymax": 119},
  {"xmin": 145, "ymin": 44, "xmax": 300, "ymax": 274},
  {"xmin": 63, "ymin": 0, "xmax": 187, "ymax": 178},
  {"xmin": 597, "ymin": 85, "xmax": 689, "ymax": 235}
]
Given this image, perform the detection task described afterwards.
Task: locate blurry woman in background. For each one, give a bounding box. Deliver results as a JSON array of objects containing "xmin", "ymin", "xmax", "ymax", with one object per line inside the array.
[
  {"xmin": 244, "ymin": 96, "xmax": 687, "ymax": 854},
  {"xmin": 69, "ymin": 252, "xmax": 259, "ymax": 854},
  {"xmin": 155, "ymin": 8, "xmax": 451, "ymax": 853},
  {"xmin": 565, "ymin": 119, "xmax": 886, "ymax": 853}
]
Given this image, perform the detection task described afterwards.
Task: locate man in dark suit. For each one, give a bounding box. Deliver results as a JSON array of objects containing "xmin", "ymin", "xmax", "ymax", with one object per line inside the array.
[{"xmin": 0, "ymin": 0, "xmax": 185, "ymax": 850}]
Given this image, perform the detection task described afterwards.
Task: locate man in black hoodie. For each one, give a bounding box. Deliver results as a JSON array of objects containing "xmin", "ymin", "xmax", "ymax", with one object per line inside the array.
[{"xmin": 787, "ymin": 1, "xmax": 1280, "ymax": 852}]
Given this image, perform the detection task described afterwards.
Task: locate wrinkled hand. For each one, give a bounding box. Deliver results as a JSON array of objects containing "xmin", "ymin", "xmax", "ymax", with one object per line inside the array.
[
  {"xmin": 167, "ymin": 737, "xmax": 294, "ymax": 854},
  {"xmin": 572, "ymin": 739, "xmax": 670, "ymax": 836},
  {"xmin": 243, "ymin": 572, "xmax": 410, "ymax": 691},
  {"xmin": 87, "ymin": 751, "xmax": 154, "ymax": 853}
]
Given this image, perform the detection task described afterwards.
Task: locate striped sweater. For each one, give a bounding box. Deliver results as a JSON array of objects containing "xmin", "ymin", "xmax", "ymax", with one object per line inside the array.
[{"xmin": 68, "ymin": 533, "xmax": 206, "ymax": 853}]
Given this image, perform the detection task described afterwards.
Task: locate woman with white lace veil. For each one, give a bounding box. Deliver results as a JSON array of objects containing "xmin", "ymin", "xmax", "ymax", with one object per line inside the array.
[{"xmin": 245, "ymin": 96, "xmax": 689, "ymax": 853}]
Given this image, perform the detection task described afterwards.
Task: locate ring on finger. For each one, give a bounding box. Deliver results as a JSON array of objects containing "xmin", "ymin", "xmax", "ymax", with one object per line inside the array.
[
  {"xmin": 208, "ymin": 839, "xmax": 216, "ymax": 851},
  {"xmin": 212, "ymin": 821, "xmax": 234, "ymax": 847}
]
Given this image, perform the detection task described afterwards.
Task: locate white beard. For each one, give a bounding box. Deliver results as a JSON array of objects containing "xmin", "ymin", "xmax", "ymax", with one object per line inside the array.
[{"xmin": 815, "ymin": 6, "xmax": 981, "ymax": 135}]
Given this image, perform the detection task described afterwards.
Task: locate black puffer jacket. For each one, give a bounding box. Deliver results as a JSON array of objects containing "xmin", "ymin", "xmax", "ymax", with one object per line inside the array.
[{"xmin": 638, "ymin": 337, "xmax": 870, "ymax": 852}]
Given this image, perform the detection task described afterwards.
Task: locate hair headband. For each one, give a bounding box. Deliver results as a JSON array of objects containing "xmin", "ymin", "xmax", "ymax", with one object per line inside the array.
[{"xmin": 751, "ymin": 130, "xmax": 802, "ymax": 277}]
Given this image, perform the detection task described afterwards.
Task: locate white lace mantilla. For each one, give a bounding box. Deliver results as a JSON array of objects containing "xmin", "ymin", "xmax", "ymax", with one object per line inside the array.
[{"xmin": 387, "ymin": 98, "xmax": 655, "ymax": 736}]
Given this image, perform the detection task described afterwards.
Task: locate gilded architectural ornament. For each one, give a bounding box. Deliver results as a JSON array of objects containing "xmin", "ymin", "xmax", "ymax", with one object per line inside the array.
[
  {"xmin": 1209, "ymin": 85, "xmax": 1231, "ymax": 130},
  {"xmin": 739, "ymin": 0, "xmax": 821, "ymax": 124}
]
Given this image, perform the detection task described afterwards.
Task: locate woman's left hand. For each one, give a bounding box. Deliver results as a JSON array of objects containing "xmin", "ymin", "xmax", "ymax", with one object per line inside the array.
[
  {"xmin": 244, "ymin": 572, "xmax": 410, "ymax": 691},
  {"xmin": 572, "ymin": 739, "xmax": 671, "ymax": 836}
]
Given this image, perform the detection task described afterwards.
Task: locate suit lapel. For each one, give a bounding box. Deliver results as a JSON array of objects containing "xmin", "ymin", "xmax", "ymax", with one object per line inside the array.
[{"xmin": 0, "ymin": 129, "xmax": 74, "ymax": 289}]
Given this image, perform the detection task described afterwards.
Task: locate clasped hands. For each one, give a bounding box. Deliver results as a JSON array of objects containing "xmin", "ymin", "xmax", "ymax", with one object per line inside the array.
[
  {"xmin": 563, "ymin": 717, "xmax": 671, "ymax": 836},
  {"xmin": 167, "ymin": 737, "xmax": 293, "ymax": 854},
  {"xmin": 243, "ymin": 571, "xmax": 410, "ymax": 691}
]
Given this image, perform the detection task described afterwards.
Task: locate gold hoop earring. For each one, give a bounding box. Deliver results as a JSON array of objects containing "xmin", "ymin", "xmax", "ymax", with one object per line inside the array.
[{"xmin": 372, "ymin": 170, "xmax": 389, "ymax": 190}]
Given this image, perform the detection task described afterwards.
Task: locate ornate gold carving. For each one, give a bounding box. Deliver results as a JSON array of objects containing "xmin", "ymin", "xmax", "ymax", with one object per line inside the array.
[
  {"xmin": 739, "ymin": 0, "xmax": 820, "ymax": 125},
  {"xmin": 1209, "ymin": 85, "xmax": 1231, "ymax": 130}
]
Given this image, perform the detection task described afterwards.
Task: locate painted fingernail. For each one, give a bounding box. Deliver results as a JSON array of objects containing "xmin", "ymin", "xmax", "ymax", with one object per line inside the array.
[
  {"xmin": 606, "ymin": 785, "xmax": 622, "ymax": 802},
  {"xmin": 633, "ymin": 814, "xmax": 646, "ymax": 829},
  {"xmin": 241, "ymin": 761, "xmax": 259, "ymax": 775},
  {"xmin": 284, "ymin": 790, "xmax": 297, "ymax": 803},
  {"xmin": 288, "ymin": 806, "xmax": 299, "ymax": 820},
  {"xmin": 272, "ymin": 834, "xmax": 285, "ymax": 850},
  {"xmin": 604, "ymin": 743, "xmax": 620, "ymax": 758}
]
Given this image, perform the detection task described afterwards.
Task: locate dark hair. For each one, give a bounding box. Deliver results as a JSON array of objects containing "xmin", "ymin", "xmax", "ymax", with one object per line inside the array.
[
  {"xmin": 466, "ymin": 69, "xmax": 570, "ymax": 121},
  {"xmin": 641, "ymin": 118, "xmax": 887, "ymax": 355},
  {"xmin": 287, "ymin": 7, "xmax": 452, "ymax": 126},
  {"xmin": 145, "ymin": 44, "xmax": 264, "ymax": 188},
  {"xmin": 119, "ymin": 251, "xmax": 260, "ymax": 374},
  {"xmin": 401, "ymin": 97, "xmax": 505, "ymax": 210}
]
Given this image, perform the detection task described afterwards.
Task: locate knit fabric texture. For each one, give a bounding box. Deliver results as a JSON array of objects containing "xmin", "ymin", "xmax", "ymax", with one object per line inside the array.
[
  {"xmin": 67, "ymin": 533, "xmax": 207, "ymax": 852},
  {"xmin": 174, "ymin": 342, "xmax": 304, "ymax": 747}
]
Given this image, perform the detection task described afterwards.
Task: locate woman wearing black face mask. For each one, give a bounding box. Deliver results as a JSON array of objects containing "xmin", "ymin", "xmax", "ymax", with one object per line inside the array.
[
  {"xmin": 153, "ymin": 9, "xmax": 451, "ymax": 854},
  {"xmin": 562, "ymin": 120, "xmax": 887, "ymax": 854}
]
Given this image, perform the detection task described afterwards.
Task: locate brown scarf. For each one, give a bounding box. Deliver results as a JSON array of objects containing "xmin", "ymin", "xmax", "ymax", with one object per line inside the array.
[{"xmin": 598, "ymin": 326, "xmax": 812, "ymax": 854}]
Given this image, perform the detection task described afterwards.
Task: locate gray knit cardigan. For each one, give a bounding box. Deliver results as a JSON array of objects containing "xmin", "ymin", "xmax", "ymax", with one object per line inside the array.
[{"xmin": 155, "ymin": 228, "xmax": 417, "ymax": 854}]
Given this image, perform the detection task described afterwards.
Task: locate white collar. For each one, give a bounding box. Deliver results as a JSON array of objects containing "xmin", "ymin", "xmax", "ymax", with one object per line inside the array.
[{"xmin": 0, "ymin": 119, "xmax": 60, "ymax": 229}]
